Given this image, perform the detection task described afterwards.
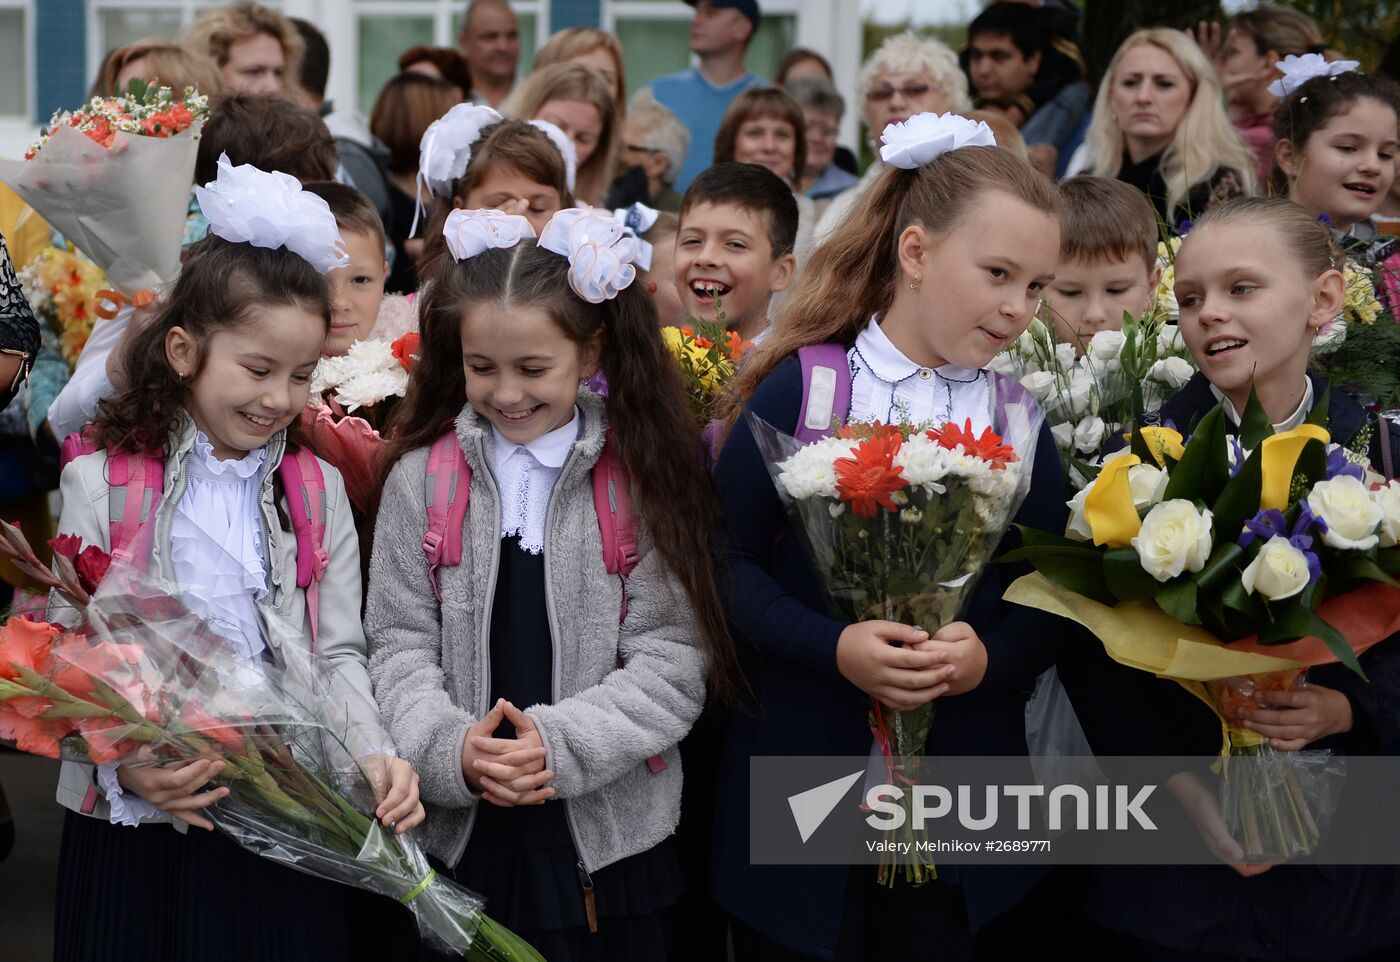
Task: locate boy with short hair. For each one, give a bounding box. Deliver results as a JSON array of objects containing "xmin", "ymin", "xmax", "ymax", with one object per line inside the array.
[
  {"xmin": 301, "ymin": 182, "xmax": 395, "ymax": 355},
  {"xmin": 1046, "ymin": 176, "xmax": 1162, "ymax": 349},
  {"xmin": 675, "ymin": 162, "xmax": 798, "ymax": 343}
]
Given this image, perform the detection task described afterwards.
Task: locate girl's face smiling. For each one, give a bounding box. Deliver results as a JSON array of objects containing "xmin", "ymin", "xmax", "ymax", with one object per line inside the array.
[
  {"xmin": 887, "ymin": 190, "xmax": 1060, "ymax": 371},
  {"xmin": 460, "ymin": 301, "xmax": 600, "ymax": 444},
  {"xmin": 1280, "ymin": 98, "xmax": 1400, "ymax": 232},
  {"xmin": 1175, "ymin": 221, "xmax": 1342, "ymax": 417}
]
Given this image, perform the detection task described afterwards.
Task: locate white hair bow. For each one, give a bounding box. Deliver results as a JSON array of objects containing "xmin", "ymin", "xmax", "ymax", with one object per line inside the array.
[
  {"xmin": 442, "ymin": 208, "xmax": 536, "ymax": 261},
  {"xmin": 538, "ymin": 208, "xmax": 643, "ymax": 303},
  {"xmin": 879, "ymin": 112, "xmax": 996, "ymax": 170},
  {"xmin": 1267, "ymin": 53, "xmax": 1360, "ymax": 99},
  {"xmin": 413, "ymin": 104, "xmax": 503, "ymax": 234},
  {"xmin": 612, "ymin": 202, "xmax": 660, "ymax": 271},
  {"xmin": 530, "ymin": 119, "xmax": 578, "ymax": 193},
  {"xmin": 193, "ymin": 153, "xmax": 348, "ymax": 273}
]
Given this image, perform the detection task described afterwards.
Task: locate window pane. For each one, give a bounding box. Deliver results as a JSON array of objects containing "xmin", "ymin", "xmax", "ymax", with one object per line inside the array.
[
  {"xmin": 0, "ymin": 9, "xmax": 24, "ymax": 117},
  {"xmin": 357, "ymin": 16, "xmax": 435, "ymax": 113},
  {"xmin": 746, "ymin": 15, "xmax": 796, "ymax": 84},
  {"xmin": 98, "ymin": 9, "xmax": 186, "ymax": 53},
  {"xmin": 615, "ymin": 19, "xmax": 691, "ymax": 97}
]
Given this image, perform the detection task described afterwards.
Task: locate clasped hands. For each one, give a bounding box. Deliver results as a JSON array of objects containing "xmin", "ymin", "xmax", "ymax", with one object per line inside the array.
[
  {"xmin": 462, "ymin": 698, "xmax": 556, "ymax": 807},
  {"xmin": 835, "ymin": 620, "xmax": 988, "ymax": 711}
]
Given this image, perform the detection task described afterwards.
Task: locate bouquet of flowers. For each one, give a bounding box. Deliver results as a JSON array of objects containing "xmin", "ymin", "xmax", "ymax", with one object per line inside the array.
[
  {"xmin": 662, "ymin": 320, "xmax": 748, "ymax": 426},
  {"xmin": 749, "ymin": 377, "xmax": 1044, "ymax": 884},
  {"xmin": 302, "ymin": 333, "xmax": 417, "ymax": 512},
  {"xmin": 17, "ymin": 245, "xmax": 107, "ymax": 367},
  {"xmin": 1307, "ymin": 256, "xmax": 1400, "ymax": 408},
  {"xmin": 1003, "ymin": 390, "xmax": 1400, "ymax": 858},
  {"xmin": 990, "ymin": 313, "xmax": 1195, "ymax": 488},
  {"xmin": 0, "ymin": 520, "xmax": 542, "ymax": 961},
  {"xmin": 1154, "ymin": 237, "xmax": 1182, "ymax": 321},
  {"xmin": 0, "ymin": 80, "xmax": 209, "ymax": 291}
]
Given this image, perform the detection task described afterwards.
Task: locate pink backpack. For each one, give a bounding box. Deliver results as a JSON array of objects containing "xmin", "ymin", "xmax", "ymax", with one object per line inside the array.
[
  {"xmin": 62, "ymin": 430, "xmax": 331, "ymax": 654},
  {"xmin": 419, "ymin": 429, "xmax": 666, "ymax": 774}
]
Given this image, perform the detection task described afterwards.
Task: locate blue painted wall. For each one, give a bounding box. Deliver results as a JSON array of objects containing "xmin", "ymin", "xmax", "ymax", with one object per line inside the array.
[
  {"xmin": 550, "ymin": 0, "xmax": 602, "ymax": 33},
  {"xmin": 34, "ymin": 0, "xmax": 88, "ymax": 122}
]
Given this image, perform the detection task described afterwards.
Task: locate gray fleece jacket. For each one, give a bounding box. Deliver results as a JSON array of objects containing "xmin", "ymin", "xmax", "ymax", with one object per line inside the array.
[{"xmin": 365, "ymin": 389, "xmax": 705, "ymax": 871}]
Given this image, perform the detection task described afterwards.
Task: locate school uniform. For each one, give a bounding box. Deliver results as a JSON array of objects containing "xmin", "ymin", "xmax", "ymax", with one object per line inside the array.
[
  {"xmin": 1059, "ymin": 372, "xmax": 1400, "ymax": 960},
  {"xmin": 711, "ymin": 318, "xmax": 1073, "ymax": 960},
  {"xmin": 51, "ymin": 419, "xmax": 373, "ymax": 962}
]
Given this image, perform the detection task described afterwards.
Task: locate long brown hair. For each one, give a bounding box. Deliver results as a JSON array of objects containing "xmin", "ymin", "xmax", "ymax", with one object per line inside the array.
[
  {"xmin": 93, "ymin": 236, "xmax": 330, "ymax": 454},
  {"xmin": 383, "ymin": 242, "xmax": 742, "ymax": 699},
  {"xmin": 727, "ymin": 146, "xmax": 1062, "ymax": 423}
]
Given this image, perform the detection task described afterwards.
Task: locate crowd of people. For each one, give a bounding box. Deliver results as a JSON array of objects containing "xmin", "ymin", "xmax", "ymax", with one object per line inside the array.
[{"xmin": 2, "ymin": 0, "xmax": 1400, "ymax": 960}]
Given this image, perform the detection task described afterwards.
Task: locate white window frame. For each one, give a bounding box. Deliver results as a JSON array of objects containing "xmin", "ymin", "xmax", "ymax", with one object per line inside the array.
[
  {"xmin": 333, "ymin": 0, "xmax": 548, "ymax": 112},
  {"xmin": 0, "ymin": 0, "xmax": 36, "ymax": 158},
  {"xmin": 85, "ymin": 0, "xmax": 275, "ymax": 90}
]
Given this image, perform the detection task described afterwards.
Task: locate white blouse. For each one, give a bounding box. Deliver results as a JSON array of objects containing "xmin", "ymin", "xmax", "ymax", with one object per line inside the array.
[
  {"xmin": 848, "ymin": 317, "xmax": 992, "ymax": 430},
  {"xmin": 101, "ymin": 433, "xmax": 272, "ymax": 826},
  {"xmin": 491, "ymin": 409, "xmax": 581, "ymax": 554}
]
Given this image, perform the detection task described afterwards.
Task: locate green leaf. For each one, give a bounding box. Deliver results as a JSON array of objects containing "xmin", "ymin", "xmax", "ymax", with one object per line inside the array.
[
  {"xmin": 1155, "ymin": 579, "xmax": 1201, "ymax": 624},
  {"xmin": 1239, "ymin": 384, "xmax": 1273, "ymax": 451},
  {"xmin": 1164, "ymin": 406, "xmax": 1227, "ymax": 503},
  {"xmin": 1305, "ymin": 387, "xmax": 1331, "ymax": 429},
  {"xmin": 1335, "ymin": 554, "xmax": 1399, "ymax": 589},
  {"xmin": 1195, "ymin": 541, "xmax": 1246, "ymax": 593},
  {"xmin": 1256, "ymin": 607, "xmax": 1368, "ymax": 680},
  {"xmin": 1210, "ymin": 447, "xmax": 1264, "ymax": 549},
  {"xmin": 1376, "ymin": 548, "xmax": 1400, "ymax": 577},
  {"xmin": 1102, "ymin": 546, "xmax": 1160, "ymax": 600}
]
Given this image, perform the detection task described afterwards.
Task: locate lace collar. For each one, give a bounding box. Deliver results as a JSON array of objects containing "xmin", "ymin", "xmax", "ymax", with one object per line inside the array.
[{"xmin": 189, "ymin": 431, "xmax": 267, "ymax": 483}]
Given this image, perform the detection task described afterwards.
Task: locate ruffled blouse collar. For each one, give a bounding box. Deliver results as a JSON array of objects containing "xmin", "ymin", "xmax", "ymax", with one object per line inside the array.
[
  {"xmin": 854, "ymin": 316, "xmax": 981, "ymax": 384},
  {"xmin": 189, "ymin": 432, "xmax": 267, "ymax": 482}
]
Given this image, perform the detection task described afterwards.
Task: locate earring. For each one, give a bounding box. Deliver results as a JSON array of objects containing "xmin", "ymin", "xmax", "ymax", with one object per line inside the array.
[{"xmin": 910, "ymin": 277, "xmax": 921, "ymax": 292}]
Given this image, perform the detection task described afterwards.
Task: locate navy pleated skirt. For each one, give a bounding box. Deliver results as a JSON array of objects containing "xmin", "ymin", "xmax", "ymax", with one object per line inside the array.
[{"xmin": 54, "ymin": 809, "xmax": 354, "ymax": 962}]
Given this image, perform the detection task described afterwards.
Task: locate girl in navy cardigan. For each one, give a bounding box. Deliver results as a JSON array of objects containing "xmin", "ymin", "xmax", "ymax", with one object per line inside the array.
[
  {"xmin": 711, "ymin": 118, "xmax": 1076, "ymax": 961},
  {"xmin": 1061, "ymin": 197, "xmax": 1400, "ymax": 960}
]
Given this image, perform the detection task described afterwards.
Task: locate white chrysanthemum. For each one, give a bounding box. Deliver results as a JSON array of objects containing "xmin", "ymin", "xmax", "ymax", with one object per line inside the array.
[
  {"xmin": 894, "ymin": 434, "xmax": 954, "ymax": 489},
  {"xmin": 334, "ymin": 367, "xmax": 408, "ymax": 412},
  {"xmin": 312, "ymin": 338, "xmax": 409, "ymax": 410},
  {"xmin": 776, "ymin": 437, "xmax": 854, "ymax": 500}
]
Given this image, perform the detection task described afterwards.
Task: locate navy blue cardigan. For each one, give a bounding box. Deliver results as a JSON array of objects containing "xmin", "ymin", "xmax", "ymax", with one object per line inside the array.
[
  {"xmin": 1060, "ymin": 372, "xmax": 1400, "ymax": 957},
  {"xmin": 710, "ymin": 354, "xmax": 1072, "ymax": 958}
]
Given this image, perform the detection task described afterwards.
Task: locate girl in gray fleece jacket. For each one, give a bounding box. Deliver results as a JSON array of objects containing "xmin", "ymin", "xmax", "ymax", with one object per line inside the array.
[{"xmin": 366, "ymin": 208, "xmax": 739, "ymax": 961}]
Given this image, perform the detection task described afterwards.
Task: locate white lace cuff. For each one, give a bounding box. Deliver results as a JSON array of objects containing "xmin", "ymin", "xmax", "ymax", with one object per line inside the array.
[{"xmin": 97, "ymin": 763, "xmax": 165, "ymax": 827}]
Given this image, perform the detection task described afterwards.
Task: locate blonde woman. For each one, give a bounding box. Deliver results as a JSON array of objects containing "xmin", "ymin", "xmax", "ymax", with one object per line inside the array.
[
  {"xmin": 95, "ymin": 38, "xmax": 221, "ymax": 97},
  {"xmin": 183, "ymin": 1, "xmax": 302, "ymax": 96},
  {"xmin": 503, "ymin": 61, "xmax": 620, "ymax": 206},
  {"xmin": 533, "ymin": 28, "xmax": 627, "ymax": 111},
  {"xmin": 1084, "ymin": 28, "xmax": 1256, "ymax": 229},
  {"xmin": 813, "ymin": 31, "xmax": 971, "ymax": 241}
]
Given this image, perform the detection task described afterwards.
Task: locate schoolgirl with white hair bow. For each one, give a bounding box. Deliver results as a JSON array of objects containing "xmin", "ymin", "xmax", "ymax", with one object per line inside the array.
[
  {"xmin": 711, "ymin": 113, "xmax": 1076, "ymax": 960},
  {"xmin": 51, "ymin": 155, "xmax": 425, "ymax": 962},
  {"xmin": 366, "ymin": 207, "xmax": 740, "ymax": 960}
]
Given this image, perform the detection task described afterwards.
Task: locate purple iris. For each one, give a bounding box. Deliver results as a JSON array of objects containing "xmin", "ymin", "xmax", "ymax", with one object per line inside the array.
[
  {"xmin": 1227, "ymin": 436, "xmax": 1246, "ymax": 478},
  {"xmin": 1177, "ymin": 219, "xmax": 1194, "ymax": 235},
  {"xmin": 1326, "ymin": 445, "xmax": 1365, "ymax": 481},
  {"xmin": 1318, "ymin": 212, "xmax": 1333, "ymax": 225},
  {"xmin": 1238, "ymin": 506, "xmax": 1325, "ymax": 582}
]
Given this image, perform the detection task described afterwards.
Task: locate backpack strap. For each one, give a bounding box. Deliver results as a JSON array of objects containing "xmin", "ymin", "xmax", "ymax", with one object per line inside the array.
[
  {"xmin": 423, "ymin": 431, "xmax": 470, "ymax": 603},
  {"xmin": 107, "ymin": 449, "xmax": 165, "ymax": 561},
  {"xmin": 277, "ymin": 447, "xmax": 329, "ymax": 660},
  {"xmin": 795, "ymin": 343, "xmax": 853, "ymax": 443},
  {"xmin": 59, "ymin": 425, "xmax": 100, "ymax": 471}
]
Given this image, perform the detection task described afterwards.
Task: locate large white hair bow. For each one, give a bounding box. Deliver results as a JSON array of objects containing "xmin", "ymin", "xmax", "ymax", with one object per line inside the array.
[
  {"xmin": 879, "ymin": 112, "xmax": 997, "ymax": 170},
  {"xmin": 612, "ymin": 202, "xmax": 660, "ymax": 271},
  {"xmin": 412, "ymin": 104, "xmax": 503, "ymax": 234},
  {"xmin": 1267, "ymin": 53, "xmax": 1361, "ymax": 99},
  {"xmin": 193, "ymin": 153, "xmax": 348, "ymax": 273},
  {"xmin": 530, "ymin": 119, "xmax": 578, "ymax": 192},
  {"xmin": 442, "ymin": 208, "xmax": 536, "ymax": 261},
  {"xmin": 538, "ymin": 208, "xmax": 643, "ymax": 303}
]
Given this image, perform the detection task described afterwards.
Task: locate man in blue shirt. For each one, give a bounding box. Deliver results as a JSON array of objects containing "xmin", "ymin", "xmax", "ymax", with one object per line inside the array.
[{"xmin": 649, "ymin": 0, "xmax": 764, "ymax": 193}]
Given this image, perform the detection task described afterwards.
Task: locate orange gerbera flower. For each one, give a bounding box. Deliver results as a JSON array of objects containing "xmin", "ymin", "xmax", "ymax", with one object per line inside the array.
[
  {"xmin": 927, "ymin": 419, "xmax": 1018, "ymax": 469},
  {"xmin": 835, "ymin": 432, "xmax": 907, "ymax": 517}
]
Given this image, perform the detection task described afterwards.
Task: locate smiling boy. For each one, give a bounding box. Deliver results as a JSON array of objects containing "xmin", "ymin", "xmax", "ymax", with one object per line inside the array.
[{"xmin": 674, "ymin": 162, "xmax": 798, "ymax": 343}]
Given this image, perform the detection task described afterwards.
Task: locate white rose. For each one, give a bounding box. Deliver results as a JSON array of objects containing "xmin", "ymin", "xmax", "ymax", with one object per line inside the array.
[
  {"xmin": 1021, "ymin": 370, "xmax": 1058, "ymax": 404},
  {"xmin": 1088, "ymin": 330, "xmax": 1126, "ymax": 363},
  {"xmin": 1066, "ymin": 485, "xmax": 1092, "ymax": 540},
  {"xmin": 1054, "ymin": 343, "xmax": 1078, "ymax": 372},
  {"xmin": 987, "ymin": 351, "xmax": 1019, "ymax": 376},
  {"xmin": 1131, "ymin": 500, "xmax": 1213, "ymax": 582},
  {"xmin": 1149, "ymin": 356, "xmax": 1194, "ymax": 392},
  {"xmin": 1073, "ymin": 415, "xmax": 1106, "ymax": 455},
  {"xmin": 1307, "ymin": 476, "xmax": 1383, "ymax": 550},
  {"xmin": 1127, "ymin": 463, "xmax": 1168, "ymax": 509},
  {"xmin": 1156, "ymin": 325, "xmax": 1185, "ymax": 354},
  {"xmin": 1372, "ymin": 480, "xmax": 1400, "ymax": 547},
  {"xmin": 1051, "ymin": 421, "xmax": 1074, "ymax": 452},
  {"xmin": 1240, "ymin": 536, "xmax": 1312, "ymax": 601}
]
